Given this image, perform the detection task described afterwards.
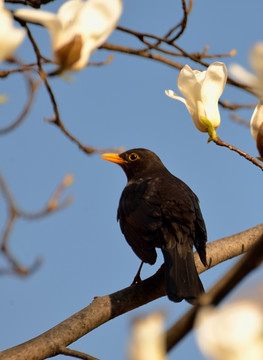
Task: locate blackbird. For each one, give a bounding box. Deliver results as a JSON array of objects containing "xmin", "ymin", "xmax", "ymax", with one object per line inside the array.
[{"xmin": 101, "ymin": 148, "xmax": 207, "ymax": 303}]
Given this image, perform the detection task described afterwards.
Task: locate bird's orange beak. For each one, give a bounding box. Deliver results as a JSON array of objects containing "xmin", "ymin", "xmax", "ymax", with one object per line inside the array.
[{"xmin": 100, "ymin": 153, "xmax": 128, "ymax": 164}]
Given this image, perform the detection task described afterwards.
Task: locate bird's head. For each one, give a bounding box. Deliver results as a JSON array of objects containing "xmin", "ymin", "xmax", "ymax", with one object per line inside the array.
[{"xmin": 101, "ymin": 148, "xmax": 165, "ymax": 181}]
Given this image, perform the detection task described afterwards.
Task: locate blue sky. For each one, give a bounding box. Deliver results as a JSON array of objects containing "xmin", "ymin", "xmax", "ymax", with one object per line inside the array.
[{"xmin": 1, "ymin": 0, "xmax": 263, "ymax": 359}]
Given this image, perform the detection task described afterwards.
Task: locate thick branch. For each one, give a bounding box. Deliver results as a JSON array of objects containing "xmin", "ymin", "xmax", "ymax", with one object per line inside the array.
[{"xmin": 0, "ymin": 224, "xmax": 262, "ymax": 360}]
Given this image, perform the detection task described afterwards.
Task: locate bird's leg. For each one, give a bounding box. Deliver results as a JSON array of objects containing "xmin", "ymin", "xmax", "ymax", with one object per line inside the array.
[{"xmin": 131, "ymin": 261, "xmax": 144, "ymax": 285}]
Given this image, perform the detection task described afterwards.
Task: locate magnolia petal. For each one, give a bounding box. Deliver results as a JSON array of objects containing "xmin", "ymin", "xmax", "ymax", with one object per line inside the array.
[
  {"xmin": 256, "ymin": 122, "xmax": 263, "ymax": 158},
  {"xmin": 165, "ymin": 89, "xmax": 195, "ymax": 114},
  {"xmin": 177, "ymin": 65, "xmax": 202, "ymax": 106},
  {"xmin": 67, "ymin": 0, "xmax": 122, "ymax": 70},
  {"xmin": 0, "ymin": 30, "xmax": 25, "ymax": 62},
  {"xmin": 229, "ymin": 63, "xmax": 260, "ymax": 89},
  {"xmin": 79, "ymin": 0, "xmax": 122, "ymax": 41},
  {"xmin": 15, "ymin": 8, "xmax": 59, "ymax": 28},
  {"xmin": 15, "ymin": 8, "xmax": 65, "ymax": 53},
  {"xmin": 165, "ymin": 90, "xmax": 207, "ymax": 132},
  {"xmin": 202, "ymin": 62, "xmax": 227, "ymax": 100},
  {"xmin": 250, "ymin": 42, "xmax": 263, "ymax": 80},
  {"xmin": 54, "ymin": 0, "xmax": 88, "ymax": 51},
  {"xmin": 55, "ymin": 34, "xmax": 83, "ymax": 70},
  {"xmin": 65, "ymin": 41, "xmax": 92, "ymax": 71},
  {"xmin": 250, "ymin": 101, "xmax": 263, "ymax": 141},
  {"xmin": 193, "ymin": 69, "xmax": 206, "ymax": 86},
  {"xmin": 0, "ymin": 6, "xmax": 25, "ymax": 62},
  {"xmin": 191, "ymin": 100, "xmax": 209, "ymax": 132},
  {"xmin": 57, "ymin": 0, "xmax": 84, "ymax": 23},
  {"xmin": 15, "ymin": 2, "xmax": 83, "ymax": 49},
  {"xmin": 201, "ymin": 62, "xmax": 227, "ymax": 128}
]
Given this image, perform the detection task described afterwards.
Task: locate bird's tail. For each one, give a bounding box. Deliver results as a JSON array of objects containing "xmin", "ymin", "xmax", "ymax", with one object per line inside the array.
[{"xmin": 162, "ymin": 246, "xmax": 204, "ymax": 304}]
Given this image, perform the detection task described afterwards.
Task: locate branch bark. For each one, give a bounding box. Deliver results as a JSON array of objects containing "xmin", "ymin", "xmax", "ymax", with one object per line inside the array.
[{"xmin": 1, "ymin": 224, "xmax": 262, "ymax": 360}]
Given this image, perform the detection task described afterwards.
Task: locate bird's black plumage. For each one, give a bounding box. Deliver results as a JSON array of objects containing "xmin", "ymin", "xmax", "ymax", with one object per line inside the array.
[{"xmin": 101, "ymin": 148, "xmax": 207, "ymax": 303}]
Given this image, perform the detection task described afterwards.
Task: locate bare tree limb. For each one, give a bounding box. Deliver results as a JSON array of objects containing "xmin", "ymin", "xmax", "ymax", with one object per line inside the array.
[
  {"xmin": 0, "ymin": 173, "xmax": 73, "ymax": 276},
  {"xmin": 0, "ymin": 57, "xmax": 39, "ymax": 134},
  {"xmin": 0, "ymin": 223, "xmax": 262, "ymax": 360}
]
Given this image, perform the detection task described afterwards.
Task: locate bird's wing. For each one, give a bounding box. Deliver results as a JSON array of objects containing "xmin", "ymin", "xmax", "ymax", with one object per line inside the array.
[
  {"xmin": 160, "ymin": 177, "xmax": 207, "ymax": 265},
  {"xmin": 192, "ymin": 194, "xmax": 207, "ymax": 266},
  {"xmin": 117, "ymin": 178, "xmax": 163, "ymax": 264}
]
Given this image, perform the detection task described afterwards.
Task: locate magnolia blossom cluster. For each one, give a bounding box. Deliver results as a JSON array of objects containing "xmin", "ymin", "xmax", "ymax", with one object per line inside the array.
[
  {"xmin": 0, "ymin": 0, "xmax": 122, "ymax": 72},
  {"xmin": 230, "ymin": 42, "xmax": 263, "ymax": 157}
]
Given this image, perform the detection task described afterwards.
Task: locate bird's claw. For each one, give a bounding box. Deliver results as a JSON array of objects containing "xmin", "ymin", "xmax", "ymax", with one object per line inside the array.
[{"xmin": 131, "ymin": 273, "xmax": 142, "ymax": 285}]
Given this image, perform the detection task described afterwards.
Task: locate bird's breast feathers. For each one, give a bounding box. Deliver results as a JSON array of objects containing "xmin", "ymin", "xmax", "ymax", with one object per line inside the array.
[
  {"xmin": 118, "ymin": 177, "xmax": 162, "ymax": 232},
  {"xmin": 117, "ymin": 176, "xmax": 196, "ymax": 231}
]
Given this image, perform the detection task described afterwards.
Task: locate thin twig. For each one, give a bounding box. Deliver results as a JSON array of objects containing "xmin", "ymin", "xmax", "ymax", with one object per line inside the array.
[
  {"xmin": 168, "ymin": 0, "xmax": 191, "ymax": 42},
  {"xmin": 0, "ymin": 172, "xmax": 73, "ymax": 276},
  {"xmin": 87, "ymin": 54, "xmax": 114, "ymax": 67},
  {"xmin": 219, "ymin": 99, "xmax": 256, "ymax": 111},
  {"xmin": 230, "ymin": 114, "xmax": 250, "ymax": 127},
  {"xmin": 211, "ymin": 135, "xmax": 263, "ymax": 171},
  {"xmin": 59, "ymin": 347, "xmax": 99, "ymax": 360},
  {"xmin": 0, "ymin": 58, "xmax": 40, "ymax": 134},
  {"xmin": 196, "ymin": 47, "xmax": 237, "ymax": 59},
  {"xmin": 102, "ymin": 42, "xmax": 184, "ymax": 70},
  {"xmin": 46, "ymin": 115, "xmax": 125, "ymax": 155}
]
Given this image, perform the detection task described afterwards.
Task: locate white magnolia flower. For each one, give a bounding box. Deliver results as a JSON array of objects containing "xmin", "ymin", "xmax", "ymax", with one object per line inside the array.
[
  {"xmin": 195, "ymin": 301, "xmax": 263, "ymax": 360},
  {"xmin": 128, "ymin": 312, "xmax": 165, "ymax": 360},
  {"xmin": 165, "ymin": 62, "xmax": 227, "ymax": 133},
  {"xmin": 230, "ymin": 42, "xmax": 263, "ymax": 98},
  {"xmin": 15, "ymin": 0, "xmax": 122, "ymax": 71},
  {"xmin": 0, "ymin": 0, "xmax": 25, "ymax": 63},
  {"xmin": 251, "ymin": 101, "xmax": 263, "ymax": 140},
  {"xmin": 250, "ymin": 101, "xmax": 263, "ymax": 157}
]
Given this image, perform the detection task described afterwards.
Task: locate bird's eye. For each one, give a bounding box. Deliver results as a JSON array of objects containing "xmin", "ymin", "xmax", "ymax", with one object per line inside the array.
[{"xmin": 129, "ymin": 153, "xmax": 139, "ymax": 161}]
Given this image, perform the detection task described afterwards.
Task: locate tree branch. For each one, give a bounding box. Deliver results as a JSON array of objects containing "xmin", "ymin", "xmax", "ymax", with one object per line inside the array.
[
  {"xmin": 211, "ymin": 135, "xmax": 263, "ymax": 171},
  {"xmin": 0, "ymin": 57, "xmax": 39, "ymax": 135},
  {"xmin": 0, "ymin": 223, "xmax": 262, "ymax": 360},
  {"xmin": 0, "ymin": 173, "xmax": 73, "ymax": 276},
  {"xmin": 59, "ymin": 346, "xmax": 99, "ymax": 360}
]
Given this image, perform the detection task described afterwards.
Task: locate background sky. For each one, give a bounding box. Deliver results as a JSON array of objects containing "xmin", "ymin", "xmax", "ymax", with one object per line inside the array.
[{"xmin": 1, "ymin": 0, "xmax": 263, "ymax": 359}]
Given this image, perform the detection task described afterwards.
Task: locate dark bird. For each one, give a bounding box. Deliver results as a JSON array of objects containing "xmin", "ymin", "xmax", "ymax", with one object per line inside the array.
[{"xmin": 101, "ymin": 148, "xmax": 207, "ymax": 303}]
